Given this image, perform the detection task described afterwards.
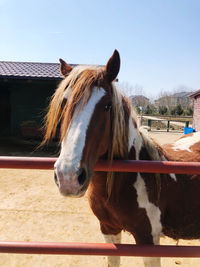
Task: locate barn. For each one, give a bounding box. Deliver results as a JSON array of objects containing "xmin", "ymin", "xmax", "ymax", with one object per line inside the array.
[
  {"xmin": 0, "ymin": 61, "xmax": 72, "ymax": 138},
  {"xmin": 190, "ymin": 89, "xmax": 200, "ymax": 132}
]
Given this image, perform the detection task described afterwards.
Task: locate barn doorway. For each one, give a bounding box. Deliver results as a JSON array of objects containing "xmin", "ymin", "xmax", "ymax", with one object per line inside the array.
[{"xmin": 0, "ymin": 89, "xmax": 11, "ymax": 136}]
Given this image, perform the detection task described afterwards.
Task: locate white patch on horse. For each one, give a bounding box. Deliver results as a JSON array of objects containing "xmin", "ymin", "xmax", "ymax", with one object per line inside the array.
[
  {"xmin": 161, "ymin": 155, "xmax": 177, "ymax": 182},
  {"xmin": 172, "ymin": 132, "xmax": 200, "ymax": 152},
  {"xmin": 55, "ymin": 87, "xmax": 105, "ymax": 177},
  {"xmin": 128, "ymin": 115, "xmax": 143, "ymax": 158},
  {"xmin": 128, "ymin": 116, "xmax": 137, "ymax": 151},
  {"xmin": 134, "ymin": 173, "xmax": 162, "ymax": 244},
  {"xmin": 103, "ymin": 233, "xmax": 121, "ymax": 267},
  {"xmin": 169, "ymin": 173, "xmax": 176, "ymax": 181}
]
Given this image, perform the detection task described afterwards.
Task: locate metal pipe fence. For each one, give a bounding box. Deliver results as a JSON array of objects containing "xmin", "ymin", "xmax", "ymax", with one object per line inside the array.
[
  {"xmin": 1, "ymin": 156, "xmax": 200, "ymax": 175},
  {"xmin": 0, "ymin": 156, "xmax": 200, "ymax": 258}
]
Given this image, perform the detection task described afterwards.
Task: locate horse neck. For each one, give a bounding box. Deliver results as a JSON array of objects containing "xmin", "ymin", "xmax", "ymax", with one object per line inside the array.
[
  {"xmin": 92, "ymin": 113, "xmax": 163, "ymax": 201},
  {"xmin": 138, "ymin": 127, "xmax": 164, "ymax": 161},
  {"xmin": 128, "ymin": 114, "xmax": 143, "ymax": 160},
  {"xmin": 128, "ymin": 111, "xmax": 163, "ymax": 162}
]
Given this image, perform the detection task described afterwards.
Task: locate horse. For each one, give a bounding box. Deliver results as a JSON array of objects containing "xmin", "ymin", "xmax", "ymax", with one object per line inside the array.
[{"xmin": 43, "ymin": 50, "xmax": 200, "ymax": 267}]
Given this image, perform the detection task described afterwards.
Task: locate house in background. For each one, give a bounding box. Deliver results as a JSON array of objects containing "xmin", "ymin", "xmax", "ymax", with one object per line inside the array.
[
  {"xmin": 190, "ymin": 89, "xmax": 200, "ymax": 131},
  {"xmin": 129, "ymin": 95, "xmax": 150, "ymax": 110},
  {"xmin": 0, "ymin": 61, "xmax": 75, "ymax": 137},
  {"xmin": 154, "ymin": 91, "xmax": 193, "ymax": 110}
]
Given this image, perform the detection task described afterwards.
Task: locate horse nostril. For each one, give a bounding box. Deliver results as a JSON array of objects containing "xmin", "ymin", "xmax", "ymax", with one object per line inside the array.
[
  {"xmin": 78, "ymin": 168, "xmax": 87, "ymax": 186},
  {"xmin": 54, "ymin": 172, "xmax": 59, "ymax": 187}
]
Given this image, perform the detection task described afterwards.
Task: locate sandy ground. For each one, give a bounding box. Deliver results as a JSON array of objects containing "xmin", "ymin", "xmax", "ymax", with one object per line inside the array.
[
  {"xmin": 148, "ymin": 131, "xmax": 184, "ymax": 145},
  {"xmin": 1, "ymin": 132, "xmax": 200, "ymax": 266}
]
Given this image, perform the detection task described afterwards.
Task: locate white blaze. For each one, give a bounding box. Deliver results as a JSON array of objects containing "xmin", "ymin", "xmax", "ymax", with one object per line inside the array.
[{"xmin": 55, "ymin": 87, "xmax": 105, "ymax": 178}]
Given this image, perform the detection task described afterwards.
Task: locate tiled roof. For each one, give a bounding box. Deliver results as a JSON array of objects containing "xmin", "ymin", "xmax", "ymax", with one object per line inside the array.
[
  {"xmin": 190, "ymin": 89, "xmax": 200, "ymax": 98},
  {"xmin": 0, "ymin": 61, "xmax": 75, "ymax": 80}
]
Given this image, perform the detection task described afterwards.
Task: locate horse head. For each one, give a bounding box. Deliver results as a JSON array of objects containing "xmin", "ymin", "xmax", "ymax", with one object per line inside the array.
[{"xmin": 45, "ymin": 50, "xmax": 125, "ymax": 197}]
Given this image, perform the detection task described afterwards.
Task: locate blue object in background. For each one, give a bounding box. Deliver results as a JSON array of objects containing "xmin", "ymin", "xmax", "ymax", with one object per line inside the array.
[{"xmin": 184, "ymin": 127, "xmax": 194, "ymax": 134}]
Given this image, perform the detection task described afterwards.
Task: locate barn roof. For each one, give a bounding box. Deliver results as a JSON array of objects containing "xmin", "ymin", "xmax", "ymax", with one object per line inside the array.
[
  {"xmin": 190, "ymin": 89, "xmax": 200, "ymax": 98},
  {"xmin": 0, "ymin": 61, "xmax": 75, "ymax": 81}
]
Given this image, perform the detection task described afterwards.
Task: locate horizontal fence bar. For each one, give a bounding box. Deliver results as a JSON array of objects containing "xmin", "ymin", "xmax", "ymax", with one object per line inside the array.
[
  {"xmin": 1, "ymin": 158, "xmax": 200, "ymax": 258},
  {"xmin": 0, "ymin": 241, "xmax": 200, "ymax": 258},
  {"xmin": 0, "ymin": 156, "xmax": 200, "ymax": 174},
  {"xmin": 0, "ymin": 156, "xmax": 56, "ymax": 170}
]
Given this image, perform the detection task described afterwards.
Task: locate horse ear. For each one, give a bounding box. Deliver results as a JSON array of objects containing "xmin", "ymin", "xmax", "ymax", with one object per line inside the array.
[
  {"xmin": 105, "ymin": 50, "xmax": 120, "ymax": 82},
  {"xmin": 59, "ymin": 58, "xmax": 72, "ymax": 77}
]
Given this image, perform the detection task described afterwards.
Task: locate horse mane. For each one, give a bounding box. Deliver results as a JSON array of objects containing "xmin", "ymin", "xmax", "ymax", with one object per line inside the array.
[
  {"xmin": 139, "ymin": 127, "xmax": 164, "ymax": 161},
  {"xmin": 42, "ymin": 64, "xmax": 141, "ymax": 197},
  {"xmin": 107, "ymin": 103, "xmax": 165, "ymax": 199},
  {"xmin": 42, "ymin": 65, "xmax": 105, "ymax": 144},
  {"xmin": 105, "ymin": 87, "xmax": 133, "ymax": 197},
  {"xmin": 42, "ymin": 65, "xmax": 133, "ymax": 160}
]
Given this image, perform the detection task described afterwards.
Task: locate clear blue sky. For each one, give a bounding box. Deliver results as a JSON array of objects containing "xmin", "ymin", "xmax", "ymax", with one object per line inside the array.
[{"xmin": 0, "ymin": 0, "xmax": 200, "ymax": 98}]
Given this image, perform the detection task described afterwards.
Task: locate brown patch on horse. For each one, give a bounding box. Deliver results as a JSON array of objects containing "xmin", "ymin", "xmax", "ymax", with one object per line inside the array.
[
  {"xmin": 162, "ymin": 142, "xmax": 200, "ymax": 162},
  {"xmin": 160, "ymin": 133, "xmax": 200, "ymax": 180}
]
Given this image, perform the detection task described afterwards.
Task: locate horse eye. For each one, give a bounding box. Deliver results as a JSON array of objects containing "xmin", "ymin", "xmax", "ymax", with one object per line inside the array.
[{"xmin": 104, "ymin": 103, "xmax": 112, "ymax": 111}]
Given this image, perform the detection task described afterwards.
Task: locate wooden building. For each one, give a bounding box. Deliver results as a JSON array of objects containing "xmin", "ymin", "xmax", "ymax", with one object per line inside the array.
[
  {"xmin": 0, "ymin": 61, "xmax": 75, "ymax": 137},
  {"xmin": 190, "ymin": 90, "xmax": 200, "ymax": 131}
]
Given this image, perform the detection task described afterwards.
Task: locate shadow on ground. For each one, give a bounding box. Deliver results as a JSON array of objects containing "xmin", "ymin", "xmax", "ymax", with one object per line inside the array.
[{"xmin": 0, "ymin": 137, "xmax": 59, "ymax": 157}]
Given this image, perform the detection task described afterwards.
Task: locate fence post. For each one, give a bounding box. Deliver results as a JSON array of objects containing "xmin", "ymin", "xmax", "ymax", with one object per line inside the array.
[
  {"xmin": 147, "ymin": 119, "xmax": 151, "ymax": 131},
  {"xmin": 167, "ymin": 120, "xmax": 170, "ymax": 132},
  {"xmin": 185, "ymin": 121, "xmax": 189, "ymax": 128}
]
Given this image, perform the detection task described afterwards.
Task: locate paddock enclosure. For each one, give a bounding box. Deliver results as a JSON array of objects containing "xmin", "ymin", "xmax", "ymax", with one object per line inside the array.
[{"xmin": 1, "ymin": 133, "xmax": 200, "ymax": 266}]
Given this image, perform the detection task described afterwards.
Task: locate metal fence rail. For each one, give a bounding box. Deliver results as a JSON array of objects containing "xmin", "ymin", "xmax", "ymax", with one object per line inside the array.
[
  {"xmin": 1, "ymin": 156, "xmax": 200, "ymax": 257},
  {"xmin": 0, "ymin": 241, "xmax": 200, "ymax": 258},
  {"xmin": 1, "ymin": 156, "xmax": 200, "ymax": 174}
]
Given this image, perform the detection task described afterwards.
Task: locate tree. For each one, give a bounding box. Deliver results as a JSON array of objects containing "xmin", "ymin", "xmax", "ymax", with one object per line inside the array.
[
  {"xmin": 144, "ymin": 105, "xmax": 153, "ymax": 115},
  {"xmin": 185, "ymin": 107, "xmax": 193, "ymax": 116},
  {"xmin": 170, "ymin": 104, "xmax": 184, "ymax": 116},
  {"xmin": 170, "ymin": 108, "xmax": 176, "ymax": 115},
  {"xmin": 158, "ymin": 106, "xmax": 168, "ymax": 115},
  {"xmin": 155, "ymin": 91, "xmax": 173, "ymax": 109},
  {"xmin": 135, "ymin": 106, "xmax": 141, "ymax": 114},
  {"xmin": 155, "ymin": 86, "xmax": 194, "ymax": 111},
  {"xmin": 119, "ymin": 82, "xmax": 145, "ymax": 98},
  {"xmin": 176, "ymin": 104, "xmax": 184, "ymax": 115}
]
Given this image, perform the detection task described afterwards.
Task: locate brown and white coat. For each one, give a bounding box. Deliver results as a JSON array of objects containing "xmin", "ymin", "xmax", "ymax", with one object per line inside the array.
[{"xmin": 43, "ymin": 50, "xmax": 200, "ymax": 267}]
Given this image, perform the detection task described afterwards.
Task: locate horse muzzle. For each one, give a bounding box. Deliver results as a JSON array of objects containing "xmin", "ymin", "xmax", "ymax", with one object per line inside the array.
[{"xmin": 54, "ymin": 167, "xmax": 89, "ymax": 197}]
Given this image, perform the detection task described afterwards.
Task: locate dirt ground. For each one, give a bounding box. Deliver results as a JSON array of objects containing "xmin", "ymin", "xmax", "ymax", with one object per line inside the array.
[
  {"xmin": 148, "ymin": 131, "xmax": 184, "ymax": 145},
  {"xmin": 1, "ymin": 132, "xmax": 200, "ymax": 267}
]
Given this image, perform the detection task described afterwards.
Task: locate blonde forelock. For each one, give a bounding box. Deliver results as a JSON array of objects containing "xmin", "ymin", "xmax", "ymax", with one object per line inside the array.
[{"xmin": 42, "ymin": 65, "xmax": 103, "ymax": 145}]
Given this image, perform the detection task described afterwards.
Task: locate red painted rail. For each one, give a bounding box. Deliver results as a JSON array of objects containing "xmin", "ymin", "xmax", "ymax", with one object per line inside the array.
[
  {"xmin": 0, "ymin": 241, "xmax": 200, "ymax": 257},
  {"xmin": 1, "ymin": 156, "xmax": 200, "ymax": 257},
  {"xmin": 0, "ymin": 156, "xmax": 200, "ymax": 174}
]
